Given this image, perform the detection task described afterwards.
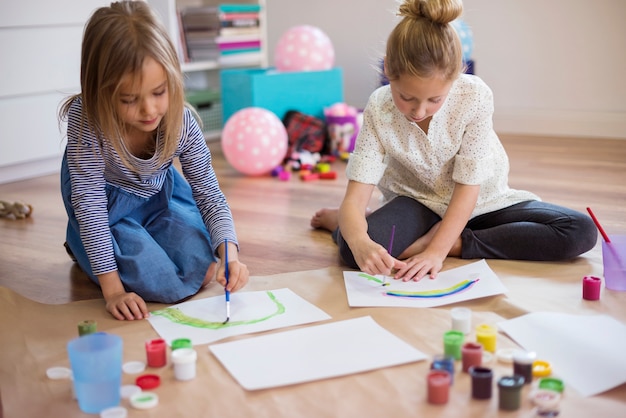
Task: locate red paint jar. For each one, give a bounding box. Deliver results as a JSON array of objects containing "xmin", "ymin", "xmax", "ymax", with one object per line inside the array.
[
  {"xmin": 427, "ymin": 370, "xmax": 451, "ymax": 404},
  {"xmin": 145, "ymin": 338, "xmax": 167, "ymax": 368},
  {"xmin": 462, "ymin": 342, "xmax": 483, "ymax": 373}
]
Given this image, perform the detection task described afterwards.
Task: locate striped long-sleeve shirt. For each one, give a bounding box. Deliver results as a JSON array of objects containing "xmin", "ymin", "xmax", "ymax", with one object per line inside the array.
[{"xmin": 65, "ymin": 98, "xmax": 236, "ymax": 276}]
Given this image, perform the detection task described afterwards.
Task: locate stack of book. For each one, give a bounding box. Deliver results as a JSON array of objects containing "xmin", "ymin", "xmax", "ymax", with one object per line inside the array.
[
  {"xmin": 179, "ymin": 6, "xmax": 220, "ymax": 63},
  {"xmin": 216, "ymin": 3, "xmax": 262, "ymax": 67}
]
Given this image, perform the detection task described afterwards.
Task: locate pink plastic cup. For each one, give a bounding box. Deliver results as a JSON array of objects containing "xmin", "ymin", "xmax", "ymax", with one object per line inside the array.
[{"xmin": 602, "ymin": 235, "xmax": 626, "ymax": 291}]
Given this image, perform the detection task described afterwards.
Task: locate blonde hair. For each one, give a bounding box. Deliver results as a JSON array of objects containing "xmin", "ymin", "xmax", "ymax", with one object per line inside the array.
[
  {"xmin": 59, "ymin": 1, "xmax": 186, "ymax": 171},
  {"xmin": 385, "ymin": 0, "xmax": 464, "ymax": 81}
]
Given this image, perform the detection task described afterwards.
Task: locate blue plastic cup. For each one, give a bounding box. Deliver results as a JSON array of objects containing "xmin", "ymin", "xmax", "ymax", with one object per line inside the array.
[{"xmin": 67, "ymin": 332, "xmax": 123, "ymax": 414}]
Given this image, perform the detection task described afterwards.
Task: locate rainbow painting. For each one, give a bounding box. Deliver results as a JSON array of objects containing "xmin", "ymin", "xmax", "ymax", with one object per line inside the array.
[{"xmin": 343, "ymin": 259, "xmax": 507, "ymax": 308}]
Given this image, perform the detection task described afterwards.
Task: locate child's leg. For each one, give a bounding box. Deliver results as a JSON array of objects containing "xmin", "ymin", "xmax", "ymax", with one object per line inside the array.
[
  {"xmin": 461, "ymin": 201, "xmax": 597, "ymax": 261},
  {"xmin": 334, "ymin": 196, "xmax": 440, "ymax": 268}
]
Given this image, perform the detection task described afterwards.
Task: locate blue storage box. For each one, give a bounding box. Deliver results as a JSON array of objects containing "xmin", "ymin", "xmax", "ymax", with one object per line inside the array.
[{"xmin": 220, "ymin": 67, "xmax": 344, "ymax": 123}]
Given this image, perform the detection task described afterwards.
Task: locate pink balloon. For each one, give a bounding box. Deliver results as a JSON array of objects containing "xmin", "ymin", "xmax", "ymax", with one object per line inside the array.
[
  {"xmin": 221, "ymin": 107, "xmax": 288, "ymax": 176},
  {"xmin": 274, "ymin": 25, "xmax": 335, "ymax": 72}
]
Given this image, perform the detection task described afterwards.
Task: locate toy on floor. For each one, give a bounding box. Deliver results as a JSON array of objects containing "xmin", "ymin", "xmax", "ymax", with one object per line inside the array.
[
  {"xmin": 0, "ymin": 200, "xmax": 33, "ymax": 219},
  {"xmin": 324, "ymin": 102, "xmax": 363, "ymax": 158}
]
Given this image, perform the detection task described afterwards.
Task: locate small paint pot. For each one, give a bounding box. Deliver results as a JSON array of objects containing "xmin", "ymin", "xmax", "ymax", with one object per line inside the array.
[
  {"xmin": 78, "ymin": 320, "xmax": 97, "ymax": 336},
  {"xmin": 462, "ymin": 342, "xmax": 483, "ymax": 373},
  {"xmin": 171, "ymin": 348, "xmax": 197, "ymax": 381},
  {"xmin": 431, "ymin": 355, "xmax": 455, "ymax": 385},
  {"xmin": 450, "ymin": 307, "xmax": 471, "ymax": 334},
  {"xmin": 145, "ymin": 338, "xmax": 167, "ymax": 368},
  {"xmin": 582, "ymin": 276, "xmax": 601, "ymax": 300},
  {"xmin": 512, "ymin": 350, "xmax": 536, "ymax": 385},
  {"xmin": 498, "ymin": 375, "xmax": 525, "ymax": 411},
  {"xmin": 443, "ymin": 330, "xmax": 465, "ymax": 360},
  {"xmin": 476, "ymin": 324, "xmax": 497, "ymax": 353},
  {"xmin": 427, "ymin": 370, "xmax": 451, "ymax": 404},
  {"xmin": 538, "ymin": 377, "xmax": 564, "ymax": 393},
  {"xmin": 469, "ymin": 366, "xmax": 493, "ymax": 399}
]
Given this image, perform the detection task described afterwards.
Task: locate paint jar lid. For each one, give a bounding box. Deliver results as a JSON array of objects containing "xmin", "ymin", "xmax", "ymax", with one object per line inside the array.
[
  {"xmin": 532, "ymin": 360, "xmax": 552, "ymax": 377},
  {"xmin": 530, "ymin": 389, "xmax": 561, "ymax": 408},
  {"xmin": 46, "ymin": 366, "xmax": 72, "ymax": 380},
  {"xmin": 123, "ymin": 361, "xmax": 146, "ymax": 374},
  {"xmin": 538, "ymin": 377, "xmax": 564, "ymax": 393},
  {"xmin": 135, "ymin": 374, "xmax": 160, "ymax": 390},
  {"xmin": 130, "ymin": 391, "xmax": 159, "ymax": 410},
  {"xmin": 100, "ymin": 406, "xmax": 128, "ymax": 418},
  {"xmin": 496, "ymin": 348, "xmax": 517, "ymax": 364}
]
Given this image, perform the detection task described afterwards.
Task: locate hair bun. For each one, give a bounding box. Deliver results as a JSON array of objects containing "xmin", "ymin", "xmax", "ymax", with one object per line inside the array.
[{"xmin": 397, "ymin": 0, "xmax": 463, "ymax": 24}]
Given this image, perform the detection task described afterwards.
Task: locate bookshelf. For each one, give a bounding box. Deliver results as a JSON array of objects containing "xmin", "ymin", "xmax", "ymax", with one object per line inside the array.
[{"xmin": 147, "ymin": 0, "xmax": 268, "ymax": 140}]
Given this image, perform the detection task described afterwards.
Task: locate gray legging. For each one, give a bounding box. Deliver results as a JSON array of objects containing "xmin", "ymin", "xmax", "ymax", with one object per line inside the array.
[{"xmin": 333, "ymin": 196, "xmax": 598, "ymax": 269}]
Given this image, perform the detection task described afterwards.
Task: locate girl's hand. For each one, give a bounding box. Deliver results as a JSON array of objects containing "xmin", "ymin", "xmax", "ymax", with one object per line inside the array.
[
  {"xmin": 393, "ymin": 250, "xmax": 444, "ymax": 282},
  {"xmin": 104, "ymin": 291, "xmax": 149, "ymax": 321},
  {"xmin": 217, "ymin": 260, "xmax": 249, "ymax": 293},
  {"xmin": 353, "ymin": 239, "xmax": 406, "ymax": 277}
]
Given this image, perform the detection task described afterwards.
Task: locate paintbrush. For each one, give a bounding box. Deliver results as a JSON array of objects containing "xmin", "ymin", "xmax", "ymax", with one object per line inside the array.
[
  {"xmin": 223, "ymin": 238, "xmax": 230, "ymax": 324},
  {"xmin": 383, "ymin": 225, "xmax": 396, "ymax": 286}
]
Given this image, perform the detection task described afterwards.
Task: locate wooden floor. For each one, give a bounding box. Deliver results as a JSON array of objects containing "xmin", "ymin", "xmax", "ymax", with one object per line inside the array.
[{"xmin": 1, "ymin": 134, "xmax": 625, "ymax": 304}]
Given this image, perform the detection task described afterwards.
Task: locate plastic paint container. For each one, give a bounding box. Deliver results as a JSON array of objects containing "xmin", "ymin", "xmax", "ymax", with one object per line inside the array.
[
  {"xmin": 476, "ymin": 324, "xmax": 497, "ymax": 353},
  {"xmin": 513, "ymin": 350, "xmax": 536, "ymax": 385},
  {"xmin": 498, "ymin": 375, "xmax": 525, "ymax": 411},
  {"xmin": 582, "ymin": 276, "xmax": 601, "ymax": 300},
  {"xmin": 469, "ymin": 366, "xmax": 493, "ymax": 399},
  {"xmin": 431, "ymin": 355, "xmax": 455, "ymax": 385},
  {"xmin": 530, "ymin": 389, "xmax": 561, "ymax": 416},
  {"xmin": 443, "ymin": 330, "xmax": 465, "ymax": 360},
  {"xmin": 145, "ymin": 338, "xmax": 167, "ymax": 368},
  {"xmin": 78, "ymin": 320, "xmax": 97, "ymax": 336},
  {"xmin": 461, "ymin": 342, "xmax": 483, "ymax": 373},
  {"xmin": 171, "ymin": 348, "xmax": 198, "ymax": 381},
  {"xmin": 450, "ymin": 307, "xmax": 471, "ymax": 334},
  {"xmin": 427, "ymin": 370, "xmax": 451, "ymax": 404}
]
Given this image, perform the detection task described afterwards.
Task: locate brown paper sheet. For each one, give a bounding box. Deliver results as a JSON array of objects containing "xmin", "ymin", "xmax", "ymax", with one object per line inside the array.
[{"xmin": 1, "ymin": 247, "xmax": 625, "ymax": 417}]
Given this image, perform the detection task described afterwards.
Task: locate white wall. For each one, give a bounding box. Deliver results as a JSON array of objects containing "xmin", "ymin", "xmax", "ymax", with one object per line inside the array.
[
  {"xmin": 0, "ymin": 0, "xmax": 108, "ymax": 184},
  {"xmin": 463, "ymin": 0, "xmax": 626, "ymax": 139},
  {"xmin": 1, "ymin": 0, "xmax": 624, "ymax": 183},
  {"xmin": 267, "ymin": 0, "xmax": 626, "ymax": 139}
]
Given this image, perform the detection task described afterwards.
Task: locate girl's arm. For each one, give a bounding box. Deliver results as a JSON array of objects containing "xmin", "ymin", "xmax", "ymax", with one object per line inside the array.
[
  {"xmin": 339, "ymin": 180, "xmax": 406, "ymax": 276},
  {"xmin": 396, "ymin": 183, "xmax": 479, "ymax": 280},
  {"xmin": 215, "ymin": 240, "xmax": 249, "ymax": 293},
  {"xmin": 99, "ymin": 271, "xmax": 149, "ymax": 320}
]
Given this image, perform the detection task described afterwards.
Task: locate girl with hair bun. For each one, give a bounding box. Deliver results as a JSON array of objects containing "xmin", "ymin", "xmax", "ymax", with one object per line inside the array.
[{"xmin": 312, "ymin": 0, "xmax": 596, "ymax": 281}]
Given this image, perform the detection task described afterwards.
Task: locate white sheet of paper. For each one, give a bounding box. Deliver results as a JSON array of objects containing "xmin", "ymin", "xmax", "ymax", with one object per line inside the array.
[
  {"xmin": 344, "ymin": 259, "xmax": 507, "ymax": 308},
  {"xmin": 147, "ymin": 288, "xmax": 331, "ymax": 345},
  {"xmin": 209, "ymin": 316, "xmax": 427, "ymax": 390},
  {"xmin": 498, "ymin": 312, "xmax": 626, "ymax": 397}
]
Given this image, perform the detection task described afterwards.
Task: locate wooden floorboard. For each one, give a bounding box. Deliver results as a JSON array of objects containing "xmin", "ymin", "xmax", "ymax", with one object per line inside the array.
[{"xmin": 0, "ymin": 134, "xmax": 624, "ymax": 304}]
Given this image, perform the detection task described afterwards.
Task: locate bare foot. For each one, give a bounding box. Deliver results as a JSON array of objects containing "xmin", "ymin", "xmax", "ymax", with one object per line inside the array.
[
  {"xmin": 201, "ymin": 262, "xmax": 217, "ymax": 287},
  {"xmin": 310, "ymin": 208, "xmax": 339, "ymax": 231}
]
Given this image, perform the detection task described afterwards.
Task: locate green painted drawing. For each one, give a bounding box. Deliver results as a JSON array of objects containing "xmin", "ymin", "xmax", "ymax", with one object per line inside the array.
[{"xmin": 151, "ymin": 291, "xmax": 286, "ymax": 329}]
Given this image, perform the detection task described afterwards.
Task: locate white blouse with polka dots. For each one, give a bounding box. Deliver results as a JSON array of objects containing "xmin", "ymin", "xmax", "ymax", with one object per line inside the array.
[{"xmin": 346, "ymin": 74, "xmax": 539, "ymax": 218}]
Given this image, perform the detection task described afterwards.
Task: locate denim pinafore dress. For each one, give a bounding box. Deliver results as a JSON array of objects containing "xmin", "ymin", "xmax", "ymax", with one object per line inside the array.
[{"xmin": 61, "ymin": 152, "xmax": 215, "ymax": 303}]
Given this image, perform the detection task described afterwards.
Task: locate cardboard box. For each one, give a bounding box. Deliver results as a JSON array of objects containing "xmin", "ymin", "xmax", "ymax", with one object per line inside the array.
[{"xmin": 220, "ymin": 67, "xmax": 344, "ymax": 123}]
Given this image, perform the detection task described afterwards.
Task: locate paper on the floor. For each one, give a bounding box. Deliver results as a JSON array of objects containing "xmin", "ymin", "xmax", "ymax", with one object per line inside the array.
[
  {"xmin": 147, "ymin": 288, "xmax": 331, "ymax": 345},
  {"xmin": 498, "ymin": 312, "xmax": 626, "ymax": 397},
  {"xmin": 209, "ymin": 316, "xmax": 427, "ymax": 390},
  {"xmin": 344, "ymin": 259, "xmax": 507, "ymax": 308}
]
